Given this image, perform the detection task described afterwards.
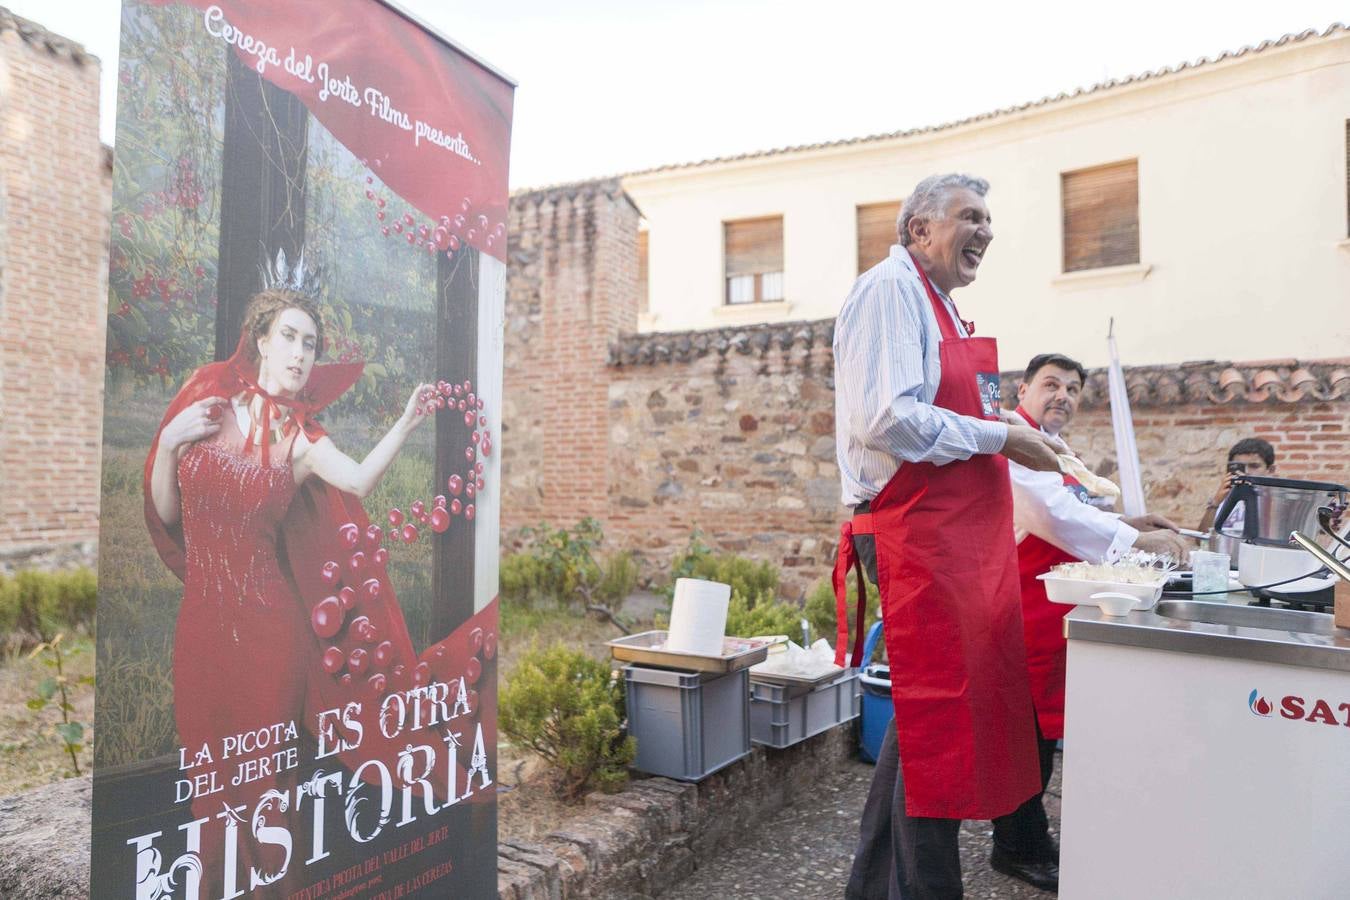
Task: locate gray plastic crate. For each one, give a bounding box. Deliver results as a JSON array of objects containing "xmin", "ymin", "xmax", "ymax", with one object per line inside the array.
[
  {"xmin": 749, "ymin": 669, "xmax": 861, "ymax": 749},
  {"xmin": 624, "ymin": 664, "xmax": 750, "ymax": 781}
]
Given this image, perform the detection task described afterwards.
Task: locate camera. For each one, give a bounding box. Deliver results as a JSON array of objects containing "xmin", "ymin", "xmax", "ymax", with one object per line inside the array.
[{"xmin": 1226, "ymin": 461, "xmax": 1247, "ymax": 475}]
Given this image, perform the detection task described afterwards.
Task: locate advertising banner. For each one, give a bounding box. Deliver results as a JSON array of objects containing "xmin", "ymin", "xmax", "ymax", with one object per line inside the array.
[{"xmin": 94, "ymin": 2, "xmax": 513, "ymax": 896}]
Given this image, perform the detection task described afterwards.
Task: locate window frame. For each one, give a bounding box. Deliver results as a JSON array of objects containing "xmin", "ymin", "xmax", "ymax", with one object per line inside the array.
[
  {"xmin": 722, "ymin": 215, "xmax": 784, "ymax": 306},
  {"xmin": 856, "ymin": 200, "xmax": 905, "ymax": 275},
  {"xmin": 1060, "ymin": 159, "xmax": 1141, "ymax": 274}
]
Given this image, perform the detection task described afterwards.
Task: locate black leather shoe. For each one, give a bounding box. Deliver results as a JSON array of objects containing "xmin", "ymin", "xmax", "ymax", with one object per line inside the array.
[{"xmin": 990, "ymin": 847, "xmax": 1059, "ymax": 893}]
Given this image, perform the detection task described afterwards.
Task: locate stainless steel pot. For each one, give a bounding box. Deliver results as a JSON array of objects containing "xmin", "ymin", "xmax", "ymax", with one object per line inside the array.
[{"xmin": 1213, "ymin": 476, "xmax": 1348, "ymax": 548}]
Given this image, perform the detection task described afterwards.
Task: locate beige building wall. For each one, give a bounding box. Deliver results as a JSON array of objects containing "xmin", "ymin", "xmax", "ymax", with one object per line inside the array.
[{"xmin": 624, "ymin": 28, "xmax": 1350, "ymax": 370}]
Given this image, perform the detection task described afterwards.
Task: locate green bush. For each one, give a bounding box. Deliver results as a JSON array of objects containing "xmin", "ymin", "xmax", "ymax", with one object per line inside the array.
[
  {"xmin": 0, "ymin": 568, "xmax": 98, "ymax": 643},
  {"xmin": 655, "ymin": 533, "xmax": 794, "ymax": 638},
  {"xmin": 594, "ymin": 551, "xmax": 639, "ymax": 608},
  {"xmin": 499, "ymin": 552, "xmax": 552, "ymax": 606},
  {"xmin": 804, "ymin": 575, "xmax": 883, "ymax": 662},
  {"xmin": 499, "ymin": 643, "xmax": 634, "ymax": 800},
  {"xmin": 517, "ymin": 519, "xmax": 604, "ymax": 601},
  {"xmin": 12, "ymin": 570, "xmax": 52, "ymax": 637},
  {"xmin": 47, "ymin": 569, "xmax": 98, "ymax": 630},
  {"xmin": 664, "ymin": 531, "xmax": 779, "ymax": 602},
  {"xmin": 503, "ymin": 519, "xmax": 640, "ymax": 615},
  {"xmin": 724, "ymin": 590, "xmax": 803, "ymax": 639},
  {"xmin": 0, "ymin": 574, "xmax": 16, "ymax": 634}
]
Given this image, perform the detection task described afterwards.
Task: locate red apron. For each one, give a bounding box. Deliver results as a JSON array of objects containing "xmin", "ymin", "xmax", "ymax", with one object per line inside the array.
[
  {"xmin": 1012, "ymin": 407, "xmax": 1087, "ymax": 741},
  {"xmin": 834, "ymin": 264, "xmax": 1040, "ymax": 820}
]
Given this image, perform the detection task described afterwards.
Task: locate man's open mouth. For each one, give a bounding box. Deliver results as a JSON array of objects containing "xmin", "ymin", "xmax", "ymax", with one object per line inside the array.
[
  {"xmin": 287, "ymin": 366, "xmax": 303, "ymax": 377},
  {"xmin": 962, "ymin": 245, "xmax": 985, "ymax": 267}
]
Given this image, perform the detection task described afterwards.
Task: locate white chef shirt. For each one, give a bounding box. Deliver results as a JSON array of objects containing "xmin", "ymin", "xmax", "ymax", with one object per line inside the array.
[
  {"xmin": 834, "ymin": 245, "xmax": 1008, "ymax": 506},
  {"xmin": 1010, "ymin": 424, "xmax": 1138, "ymax": 562}
]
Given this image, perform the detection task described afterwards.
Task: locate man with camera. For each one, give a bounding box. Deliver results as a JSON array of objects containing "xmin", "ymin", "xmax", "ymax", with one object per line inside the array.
[{"xmin": 1198, "ymin": 438, "xmax": 1278, "ymax": 534}]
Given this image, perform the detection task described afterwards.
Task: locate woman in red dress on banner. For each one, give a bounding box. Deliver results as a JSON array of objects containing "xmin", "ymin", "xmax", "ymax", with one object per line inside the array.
[{"xmin": 144, "ymin": 258, "xmax": 494, "ymax": 893}]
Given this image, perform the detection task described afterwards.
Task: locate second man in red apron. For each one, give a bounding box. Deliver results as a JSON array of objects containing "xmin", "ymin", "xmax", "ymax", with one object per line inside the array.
[{"xmin": 989, "ymin": 352, "xmax": 1190, "ymax": 886}]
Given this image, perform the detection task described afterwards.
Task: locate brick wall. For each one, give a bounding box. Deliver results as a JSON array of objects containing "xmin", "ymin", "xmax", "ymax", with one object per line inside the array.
[
  {"xmin": 500, "ymin": 183, "xmax": 1350, "ymax": 599},
  {"xmin": 0, "ymin": 13, "xmax": 108, "ymax": 566},
  {"xmin": 501, "ymin": 180, "xmax": 639, "ymax": 535},
  {"xmin": 1066, "ymin": 401, "xmax": 1350, "ymax": 517}
]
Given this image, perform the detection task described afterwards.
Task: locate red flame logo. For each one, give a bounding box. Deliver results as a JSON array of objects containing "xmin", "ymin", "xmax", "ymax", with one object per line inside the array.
[{"xmin": 1248, "ymin": 689, "xmax": 1273, "ymax": 717}]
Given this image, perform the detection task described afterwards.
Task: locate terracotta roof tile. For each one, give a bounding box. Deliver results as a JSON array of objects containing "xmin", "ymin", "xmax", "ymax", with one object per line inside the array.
[
  {"xmin": 1016, "ymin": 359, "xmax": 1350, "ymax": 408},
  {"xmin": 610, "ymin": 319, "xmax": 1350, "ymax": 407},
  {"xmin": 510, "ymin": 177, "xmax": 627, "ymax": 205}
]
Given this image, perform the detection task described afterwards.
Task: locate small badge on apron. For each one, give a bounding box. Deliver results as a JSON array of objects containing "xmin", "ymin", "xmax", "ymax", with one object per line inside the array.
[{"xmin": 976, "ymin": 372, "xmax": 1002, "ymax": 417}]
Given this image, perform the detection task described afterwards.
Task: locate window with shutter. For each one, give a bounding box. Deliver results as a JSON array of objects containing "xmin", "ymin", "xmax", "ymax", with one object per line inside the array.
[
  {"xmin": 1061, "ymin": 160, "xmax": 1140, "ymax": 272},
  {"xmin": 637, "ymin": 230, "xmax": 649, "ymax": 314},
  {"xmin": 857, "ymin": 201, "xmax": 904, "ymax": 274},
  {"xmin": 723, "ymin": 216, "xmax": 784, "ymax": 305}
]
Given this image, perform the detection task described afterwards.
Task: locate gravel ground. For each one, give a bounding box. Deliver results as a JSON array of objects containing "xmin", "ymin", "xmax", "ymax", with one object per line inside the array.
[{"xmin": 659, "ymin": 753, "xmax": 1060, "ymax": 900}]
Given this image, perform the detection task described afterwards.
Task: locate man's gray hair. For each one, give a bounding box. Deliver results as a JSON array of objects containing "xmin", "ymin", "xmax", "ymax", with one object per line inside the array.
[{"xmin": 897, "ymin": 173, "xmax": 990, "ymax": 247}]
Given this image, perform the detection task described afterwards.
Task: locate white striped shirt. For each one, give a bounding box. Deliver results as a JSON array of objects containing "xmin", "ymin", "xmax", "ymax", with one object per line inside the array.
[{"xmin": 834, "ymin": 244, "xmax": 1008, "ymax": 506}]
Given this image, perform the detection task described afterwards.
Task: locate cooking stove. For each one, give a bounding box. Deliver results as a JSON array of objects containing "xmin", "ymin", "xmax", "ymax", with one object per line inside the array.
[{"xmin": 1252, "ymin": 585, "xmax": 1335, "ymax": 612}]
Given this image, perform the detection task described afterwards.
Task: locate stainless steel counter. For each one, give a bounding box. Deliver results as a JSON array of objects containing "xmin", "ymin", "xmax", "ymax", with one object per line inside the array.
[{"xmin": 1065, "ymin": 598, "xmax": 1350, "ymax": 673}]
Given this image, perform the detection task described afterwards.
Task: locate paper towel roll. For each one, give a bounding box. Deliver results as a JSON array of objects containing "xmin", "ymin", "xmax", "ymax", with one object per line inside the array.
[{"xmin": 666, "ymin": 578, "xmax": 731, "ymax": 656}]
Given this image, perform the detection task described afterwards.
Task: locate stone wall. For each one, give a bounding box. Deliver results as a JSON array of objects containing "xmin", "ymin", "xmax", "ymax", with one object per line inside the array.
[
  {"xmin": 0, "ymin": 12, "xmax": 108, "ymax": 565},
  {"xmin": 605, "ymin": 323, "xmax": 842, "ymax": 595}
]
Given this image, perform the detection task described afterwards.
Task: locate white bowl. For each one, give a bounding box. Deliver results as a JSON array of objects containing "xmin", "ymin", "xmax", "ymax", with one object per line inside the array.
[
  {"xmin": 1089, "ymin": 591, "xmax": 1139, "ymax": 616},
  {"xmin": 1037, "ymin": 573, "xmax": 1165, "ymax": 612}
]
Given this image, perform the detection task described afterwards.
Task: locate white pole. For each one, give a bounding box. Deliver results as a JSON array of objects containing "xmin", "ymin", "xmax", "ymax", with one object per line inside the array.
[{"xmin": 1107, "ymin": 319, "xmax": 1147, "ymax": 516}]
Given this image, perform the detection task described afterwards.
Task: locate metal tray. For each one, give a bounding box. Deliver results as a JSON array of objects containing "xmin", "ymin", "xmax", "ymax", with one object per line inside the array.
[
  {"xmin": 607, "ymin": 630, "xmax": 770, "ymax": 674},
  {"xmin": 749, "ymin": 664, "xmax": 849, "ymax": 697}
]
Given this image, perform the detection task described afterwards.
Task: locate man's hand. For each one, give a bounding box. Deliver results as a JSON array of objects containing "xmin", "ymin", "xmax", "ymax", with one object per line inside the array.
[
  {"xmin": 1122, "ymin": 513, "xmax": 1181, "ymax": 533},
  {"xmin": 1133, "ymin": 529, "xmax": 1193, "ymax": 562},
  {"xmin": 1211, "ymin": 472, "xmax": 1238, "ymax": 506},
  {"xmin": 1001, "ymin": 424, "xmax": 1060, "ymax": 472}
]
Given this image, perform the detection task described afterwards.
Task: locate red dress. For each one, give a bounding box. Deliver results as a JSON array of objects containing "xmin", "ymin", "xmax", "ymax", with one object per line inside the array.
[
  {"xmin": 173, "ymin": 410, "xmax": 310, "ymax": 886},
  {"xmin": 143, "ymin": 337, "xmax": 499, "ymax": 892}
]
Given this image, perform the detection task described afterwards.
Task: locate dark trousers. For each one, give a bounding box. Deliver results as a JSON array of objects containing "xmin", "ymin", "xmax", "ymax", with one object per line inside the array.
[
  {"xmin": 845, "ymin": 717, "xmax": 964, "ymax": 900},
  {"xmin": 991, "ymin": 734, "xmax": 1059, "ymax": 862},
  {"xmin": 845, "ymin": 524, "xmax": 963, "ymax": 900},
  {"xmin": 844, "ymin": 518, "xmax": 1056, "ymax": 899}
]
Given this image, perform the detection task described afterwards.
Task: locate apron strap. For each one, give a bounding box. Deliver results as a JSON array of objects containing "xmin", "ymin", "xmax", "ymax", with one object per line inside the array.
[
  {"xmin": 832, "ymin": 519, "xmax": 872, "ymax": 668},
  {"xmin": 911, "ymin": 259, "xmax": 974, "ymax": 340}
]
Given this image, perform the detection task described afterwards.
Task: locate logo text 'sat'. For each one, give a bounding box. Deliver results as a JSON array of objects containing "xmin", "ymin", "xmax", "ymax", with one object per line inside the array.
[{"xmin": 1249, "ymin": 688, "xmax": 1350, "ymax": 726}]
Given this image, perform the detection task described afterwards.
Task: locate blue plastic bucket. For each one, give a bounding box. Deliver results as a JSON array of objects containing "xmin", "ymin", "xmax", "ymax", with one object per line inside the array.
[{"xmin": 856, "ymin": 621, "xmax": 893, "ymax": 764}]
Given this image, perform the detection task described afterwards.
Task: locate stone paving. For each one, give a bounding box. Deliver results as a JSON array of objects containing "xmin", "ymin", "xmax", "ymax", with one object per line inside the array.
[{"xmin": 657, "ymin": 754, "xmax": 1060, "ymax": 900}]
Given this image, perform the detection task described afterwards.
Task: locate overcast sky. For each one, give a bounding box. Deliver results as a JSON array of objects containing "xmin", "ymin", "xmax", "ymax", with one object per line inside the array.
[{"xmin": 10, "ymin": 0, "xmax": 1347, "ymax": 188}]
